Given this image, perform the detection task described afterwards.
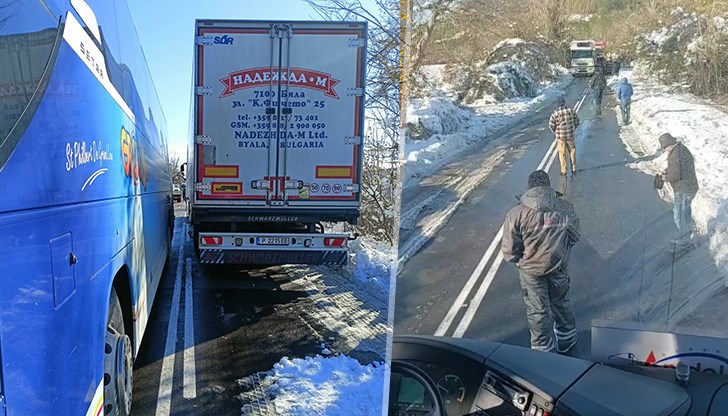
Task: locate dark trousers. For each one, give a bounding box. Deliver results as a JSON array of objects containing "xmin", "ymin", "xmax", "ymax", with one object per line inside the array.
[{"xmin": 519, "ymin": 269, "xmax": 577, "ymax": 352}]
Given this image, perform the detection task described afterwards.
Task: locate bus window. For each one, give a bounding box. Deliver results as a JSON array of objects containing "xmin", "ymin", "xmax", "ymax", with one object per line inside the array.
[{"xmin": 0, "ymin": 0, "xmax": 59, "ymax": 144}]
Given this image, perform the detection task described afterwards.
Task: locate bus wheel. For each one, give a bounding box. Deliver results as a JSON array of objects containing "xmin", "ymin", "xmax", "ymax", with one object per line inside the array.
[{"xmin": 104, "ymin": 288, "xmax": 133, "ymax": 416}]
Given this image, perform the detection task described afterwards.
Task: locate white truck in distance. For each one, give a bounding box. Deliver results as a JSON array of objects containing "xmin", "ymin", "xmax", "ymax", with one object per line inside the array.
[
  {"xmin": 570, "ymin": 40, "xmax": 596, "ymax": 76},
  {"xmin": 186, "ymin": 20, "xmax": 367, "ymax": 265}
]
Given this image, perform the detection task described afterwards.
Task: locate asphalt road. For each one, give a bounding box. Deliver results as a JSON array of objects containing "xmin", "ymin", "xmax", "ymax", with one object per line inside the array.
[
  {"xmin": 130, "ymin": 203, "xmax": 388, "ymax": 415},
  {"xmin": 395, "ymin": 78, "xmax": 725, "ymax": 357}
]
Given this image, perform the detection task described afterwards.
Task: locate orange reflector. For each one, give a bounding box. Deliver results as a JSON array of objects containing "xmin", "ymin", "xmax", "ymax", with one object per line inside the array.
[
  {"xmin": 203, "ymin": 165, "xmax": 239, "ymax": 178},
  {"xmin": 202, "ymin": 236, "xmax": 222, "ymax": 245},
  {"xmin": 324, "ymin": 237, "xmax": 346, "ymax": 247},
  {"xmin": 211, "ymin": 182, "xmax": 242, "ymax": 195},
  {"xmin": 316, "ymin": 166, "xmax": 352, "ymax": 178}
]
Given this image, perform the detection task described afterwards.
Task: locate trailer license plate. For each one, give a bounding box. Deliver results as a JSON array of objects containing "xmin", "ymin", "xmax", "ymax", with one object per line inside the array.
[{"xmin": 256, "ymin": 237, "xmax": 291, "ymax": 246}]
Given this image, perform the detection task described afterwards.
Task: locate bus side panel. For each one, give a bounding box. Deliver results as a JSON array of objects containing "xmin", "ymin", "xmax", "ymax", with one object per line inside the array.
[
  {"xmin": 0, "ymin": 36, "xmax": 169, "ymax": 415},
  {"xmin": 0, "ymin": 201, "xmax": 139, "ymax": 415}
]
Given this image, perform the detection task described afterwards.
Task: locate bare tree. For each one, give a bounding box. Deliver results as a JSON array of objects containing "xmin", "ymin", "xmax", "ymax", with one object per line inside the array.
[
  {"xmin": 305, "ymin": 0, "xmax": 400, "ymax": 244},
  {"xmin": 167, "ymin": 153, "xmax": 184, "ymax": 185}
]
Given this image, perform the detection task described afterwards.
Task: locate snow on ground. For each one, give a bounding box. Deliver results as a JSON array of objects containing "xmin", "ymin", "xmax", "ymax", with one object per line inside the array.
[
  {"xmin": 613, "ymin": 67, "xmax": 728, "ymax": 289},
  {"xmin": 240, "ymin": 355, "xmax": 386, "ymax": 416},
  {"xmin": 405, "ymin": 65, "xmax": 570, "ymax": 188},
  {"xmin": 235, "ymin": 233, "xmax": 393, "ymax": 415},
  {"xmin": 346, "ymin": 238, "xmax": 394, "ymax": 299},
  {"xmin": 238, "ymin": 244, "xmax": 392, "ymax": 415}
]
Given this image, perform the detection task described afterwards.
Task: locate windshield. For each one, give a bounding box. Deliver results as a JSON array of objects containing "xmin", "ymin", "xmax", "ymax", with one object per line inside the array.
[
  {"xmin": 398, "ymin": 0, "xmax": 727, "ymax": 377},
  {"xmin": 571, "ymin": 49, "xmax": 594, "ymax": 59}
]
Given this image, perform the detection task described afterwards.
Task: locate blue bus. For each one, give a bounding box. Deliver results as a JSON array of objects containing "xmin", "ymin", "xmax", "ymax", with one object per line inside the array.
[{"xmin": 0, "ymin": 0, "xmax": 173, "ymax": 414}]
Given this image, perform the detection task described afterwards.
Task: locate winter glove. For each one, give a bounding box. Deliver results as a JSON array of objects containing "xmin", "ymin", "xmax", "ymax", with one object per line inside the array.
[{"xmin": 654, "ymin": 173, "xmax": 664, "ymax": 190}]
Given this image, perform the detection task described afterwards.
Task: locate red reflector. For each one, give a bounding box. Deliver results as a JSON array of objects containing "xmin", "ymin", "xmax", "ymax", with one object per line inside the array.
[
  {"xmin": 324, "ymin": 237, "xmax": 346, "ymax": 247},
  {"xmin": 202, "ymin": 236, "xmax": 222, "ymax": 245}
]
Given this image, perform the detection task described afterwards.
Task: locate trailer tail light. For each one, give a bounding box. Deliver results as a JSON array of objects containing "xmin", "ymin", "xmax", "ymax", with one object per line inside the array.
[
  {"xmin": 324, "ymin": 237, "xmax": 346, "ymax": 247},
  {"xmin": 202, "ymin": 236, "xmax": 222, "ymax": 245}
]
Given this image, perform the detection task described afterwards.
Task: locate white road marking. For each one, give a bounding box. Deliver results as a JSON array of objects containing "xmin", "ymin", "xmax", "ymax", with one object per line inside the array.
[
  {"xmin": 453, "ymin": 252, "xmax": 504, "ymax": 338},
  {"xmin": 434, "ymin": 226, "xmax": 504, "ymax": 336},
  {"xmin": 156, "ymin": 223, "xmax": 185, "ymax": 416},
  {"xmin": 435, "ymin": 88, "xmax": 589, "ymax": 338},
  {"xmin": 183, "ymin": 258, "xmax": 197, "ymax": 399}
]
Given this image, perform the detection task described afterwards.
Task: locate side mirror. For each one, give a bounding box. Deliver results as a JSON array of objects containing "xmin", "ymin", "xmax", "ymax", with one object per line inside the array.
[{"xmin": 180, "ymin": 162, "xmax": 187, "ymax": 173}]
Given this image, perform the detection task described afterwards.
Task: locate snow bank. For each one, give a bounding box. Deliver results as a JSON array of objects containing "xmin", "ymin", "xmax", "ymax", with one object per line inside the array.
[
  {"xmin": 405, "ymin": 63, "xmax": 569, "ymax": 187},
  {"xmin": 636, "ymin": 8, "xmax": 728, "ymax": 76},
  {"xmin": 346, "ymin": 238, "xmax": 394, "ymax": 299},
  {"xmin": 445, "ymin": 40, "xmax": 567, "ymax": 104},
  {"xmin": 614, "ymin": 68, "xmax": 728, "ymax": 284},
  {"xmin": 240, "ymin": 355, "xmax": 386, "ymax": 416}
]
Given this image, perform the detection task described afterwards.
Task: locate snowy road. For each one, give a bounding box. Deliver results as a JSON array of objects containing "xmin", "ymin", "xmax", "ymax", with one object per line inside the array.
[
  {"xmin": 395, "ymin": 77, "xmax": 724, "ymax": 357},
  {"xmin": 130, "ymin": 216, "xmax": 389, "ymax": 416}
]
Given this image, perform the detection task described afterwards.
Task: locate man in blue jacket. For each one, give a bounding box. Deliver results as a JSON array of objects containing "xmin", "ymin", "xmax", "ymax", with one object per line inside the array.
[{"xmin": 617, "ymin": 78, "xmax": 634, "ymax": 124}]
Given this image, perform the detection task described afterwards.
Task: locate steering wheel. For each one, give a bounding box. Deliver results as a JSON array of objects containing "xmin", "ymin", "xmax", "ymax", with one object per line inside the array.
[{"xmin": 391, "ymin": 360, "xmax": 446, "ymax": 416}]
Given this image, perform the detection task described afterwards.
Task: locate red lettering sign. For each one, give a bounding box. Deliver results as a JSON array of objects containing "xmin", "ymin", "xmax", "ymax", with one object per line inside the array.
[{"xmin": 219, "ymin": 67, "xmax": 340, "ymax": 99}]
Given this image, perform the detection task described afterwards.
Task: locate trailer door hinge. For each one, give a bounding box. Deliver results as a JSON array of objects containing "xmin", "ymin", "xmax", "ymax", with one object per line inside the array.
[
  {"xmin": 348, "ymin": 38, "xmax": 366, "ymax": 48},
  {"xmin": 194, "ymin": 183, "xmax": 211, "ymax": 192},
  {"xmin": 195, "ymin": 86, "xmax": 212, "ymax": 96},
  {"xmin": 346, "ymin": 87, "xmax": 364, "ymax": 97},
  {"xmin": 196, "ymin": 36, "xmax": 213, "ymax": 45},
  {"xmin": 345, "ymin": 136, "xmax": 363, "ymax": 145},
  {"xmin": 270, "ymin": 24, "xmax": 293, "ymax": 39},
  {"xmin": 344, "ymin": 184, "xmax": 360, "ymax": 193},
  {"xmin": 195, "ymin": 134, "xmax": 212, "ymax": 144}
]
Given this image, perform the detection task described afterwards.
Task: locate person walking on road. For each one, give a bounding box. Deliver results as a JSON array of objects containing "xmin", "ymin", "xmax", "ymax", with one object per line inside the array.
[
  {"xmin": 502, "ymin": 170, "xmax": 581, "ymax": 355},
  {"xmin": 590, "ymin": 69, "xmax": 607, "ymax": 116},
  {"xmin": 549, "ymin": 97, "xmax": 579, "ymax": 176},
  {"xmin": 657, "ymin": 133, "xmax": 699, "ymax": 249},
  {"xmin": 617, "ymin": 78, "xmax": 634, "ymax": 124}
]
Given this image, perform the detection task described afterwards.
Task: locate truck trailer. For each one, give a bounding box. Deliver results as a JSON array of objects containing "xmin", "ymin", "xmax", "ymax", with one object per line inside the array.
[{"xmin": 186, "ymin": 20, "xmax": 367, "ymax": 265}]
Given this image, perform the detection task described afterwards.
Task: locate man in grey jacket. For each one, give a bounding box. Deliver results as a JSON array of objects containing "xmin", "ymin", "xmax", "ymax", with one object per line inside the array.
[
  {"xmin": 502, "ymin": 170, "xmax": 581, "ymax": 354},
  {"xmin": 658, "ymin": 133, "xmax": 699, "ymax": 248}
]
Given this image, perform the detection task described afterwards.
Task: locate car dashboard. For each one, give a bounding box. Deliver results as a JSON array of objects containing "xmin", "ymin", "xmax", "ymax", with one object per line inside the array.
[
  {"xmin": 390, "ymin": 358, "xmax": 484, "ymax": 415},
  {"xmin": 391, "ymin": 335, "xmax": 706, "ymax": 416}
]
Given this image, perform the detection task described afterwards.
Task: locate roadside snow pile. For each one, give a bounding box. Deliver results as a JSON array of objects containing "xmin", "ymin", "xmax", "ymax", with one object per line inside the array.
[
  {"xmin": 346, "ymin": 239, "xmax": 394, "ymax": 298},
  {"xmin": 445, "ymin": 39, "xmax": 568, "ymax": 104},
  {"xmin": 404, "ymin": 51, "xmax": 569, "ymax": 186},
  {"xmin": 240, "ymin": 355, "xmax": 385, "ymax": 416},
  {"xmin": 635, "ymin": 8, "xmax": 728, "ymax": 84},
  {"xmin": 614, "ymin": 68, "xmax": 728, "ymax": 283}
]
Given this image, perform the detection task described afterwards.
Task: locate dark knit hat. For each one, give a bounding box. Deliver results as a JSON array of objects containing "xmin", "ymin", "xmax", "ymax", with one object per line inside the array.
[
  {"xmin": 659, "ymin": 133, "xmax": 677, "ymax": 149},
  {"xmin": 528, "ymin": 170, "xmax": 551, "ymax": 188}
]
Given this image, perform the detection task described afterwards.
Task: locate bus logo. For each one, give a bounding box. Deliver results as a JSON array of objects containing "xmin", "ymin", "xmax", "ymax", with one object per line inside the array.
[
  {"xmin": 120, "ymin": 127, "xmax": 149, "ymax": 190},
  {"xmin": 213, "ymin": 35, "xmax": 234, "ymax": 45}
]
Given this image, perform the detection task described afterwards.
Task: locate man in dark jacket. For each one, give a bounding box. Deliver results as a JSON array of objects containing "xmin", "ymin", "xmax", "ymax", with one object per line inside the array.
[
  {"xmin": 502, "ymin": 170, "xmax": 581, "ymax": 354},
  {"xmin": 590, "ymin": 69, "xmax": 607, "ymax": 116},
  {"xmin": 658, "ymin": 133, "xmax": 699, "ymax": 247}
]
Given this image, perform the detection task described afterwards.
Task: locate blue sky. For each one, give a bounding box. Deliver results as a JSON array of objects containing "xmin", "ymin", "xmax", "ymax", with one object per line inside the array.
[
  {"xmin": 128, "ymin": 0, "xmax": 320, "ymax": 158},
  {"xmin": 127, "ymin": 0, "xmax": 326, "ymax": 159}
]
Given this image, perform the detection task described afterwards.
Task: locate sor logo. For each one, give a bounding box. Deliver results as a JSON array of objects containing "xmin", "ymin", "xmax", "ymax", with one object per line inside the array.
[
  {"xmin": 120, "ymin": 127, "xmax": 150, "ymax": 190},
  {"xmin": 213, "ymin": 35, "xmax": 234, "ymax": 45}
]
